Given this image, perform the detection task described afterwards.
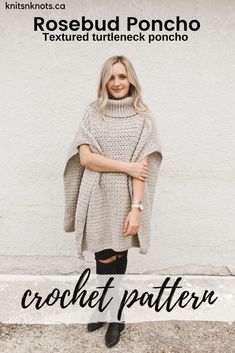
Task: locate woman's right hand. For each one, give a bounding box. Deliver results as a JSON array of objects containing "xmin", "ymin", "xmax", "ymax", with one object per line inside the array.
[{"xmin": 126, "ymin": 160, "xmax": 148, "ymax": 181}]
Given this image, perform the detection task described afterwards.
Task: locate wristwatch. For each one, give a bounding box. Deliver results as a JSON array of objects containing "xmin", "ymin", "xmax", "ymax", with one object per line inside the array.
[{"xmin": 131, "ymin": 201, "xmax": 144, "ymax": 211}]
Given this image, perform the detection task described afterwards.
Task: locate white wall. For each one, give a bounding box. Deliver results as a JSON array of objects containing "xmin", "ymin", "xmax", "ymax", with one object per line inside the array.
[{"xmin": 0, "ymin": 0, "xmax": 235, "ymax": 275}]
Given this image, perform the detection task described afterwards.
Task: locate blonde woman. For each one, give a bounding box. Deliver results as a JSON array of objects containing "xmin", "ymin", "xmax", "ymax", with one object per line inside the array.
[{"xmin": 63, "ymin": 55, "xmax": 162, "ymax": 348}]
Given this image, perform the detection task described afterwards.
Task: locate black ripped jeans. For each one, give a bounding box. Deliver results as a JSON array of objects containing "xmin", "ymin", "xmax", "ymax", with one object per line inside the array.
[
  {"xmin": 94, "ymin": 249, "xmax": 128, "ymax": 322},
  {"xmin": 95, "ymin": 248, "xmax": 128, "ymax": 275}
]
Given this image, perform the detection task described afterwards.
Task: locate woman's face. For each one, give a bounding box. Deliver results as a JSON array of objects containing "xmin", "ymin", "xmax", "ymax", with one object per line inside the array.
[{"xmin": 107, "ymin": 62, "xmax": 130, "ymax": 99}]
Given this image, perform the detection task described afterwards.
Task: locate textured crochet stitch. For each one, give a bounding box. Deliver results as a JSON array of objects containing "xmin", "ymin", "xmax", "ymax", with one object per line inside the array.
[{"xmin": 63, "ymin": 96, "xmax": 162, "ymax": 255}]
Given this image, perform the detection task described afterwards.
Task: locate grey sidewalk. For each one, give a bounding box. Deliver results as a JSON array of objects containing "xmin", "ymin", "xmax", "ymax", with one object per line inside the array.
[{"xmin": 0, "ymin": 321, "xmax": 235, "ymax": 353}]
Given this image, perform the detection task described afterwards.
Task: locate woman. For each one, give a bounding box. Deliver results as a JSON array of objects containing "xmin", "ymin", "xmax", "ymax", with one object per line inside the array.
[{"xmin": 63, "ymin": 55, "xmax": 162, "ymax": 348}]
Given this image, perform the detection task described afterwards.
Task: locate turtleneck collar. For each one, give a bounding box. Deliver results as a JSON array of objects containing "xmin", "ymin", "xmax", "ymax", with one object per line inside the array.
[{"xmin": 105, "ymin": 96, "xmax": 137, "ymax": 118}]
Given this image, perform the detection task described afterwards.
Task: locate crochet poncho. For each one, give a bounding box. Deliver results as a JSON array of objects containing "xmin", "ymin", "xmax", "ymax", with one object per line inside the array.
[{"xmin": 63, "ymin": 96, "xmax": 162, "ymax": 255}]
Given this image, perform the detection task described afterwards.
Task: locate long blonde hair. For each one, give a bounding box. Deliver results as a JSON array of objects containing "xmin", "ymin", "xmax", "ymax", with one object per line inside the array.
[{"xmin": 90, "ymin": 55, "xmax": 151, "ymax": 119}]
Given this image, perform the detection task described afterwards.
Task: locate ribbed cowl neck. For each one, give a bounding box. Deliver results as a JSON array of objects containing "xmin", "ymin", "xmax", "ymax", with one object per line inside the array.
[{"xmin": 105, "ymin": 96, "xmax": 137, "ymax": 118}]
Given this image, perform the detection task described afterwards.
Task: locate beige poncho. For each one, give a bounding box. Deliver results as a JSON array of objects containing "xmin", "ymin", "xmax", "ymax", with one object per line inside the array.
[{"xmin": 63, "ymin": 97, "xmax": 162, "ymax": 255}]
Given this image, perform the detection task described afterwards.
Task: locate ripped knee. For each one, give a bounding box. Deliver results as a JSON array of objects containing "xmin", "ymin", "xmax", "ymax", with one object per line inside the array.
[
  {"xmin": 96, "ymin": 252, "xmax": 126, "ymax": 264},
  {"xmin": 97, "ymin": 255, "xmax": 117, "ymax": 264},
  {"xmin": 97, "ymin": 255, "xmax": 119, "ymax": 264}
]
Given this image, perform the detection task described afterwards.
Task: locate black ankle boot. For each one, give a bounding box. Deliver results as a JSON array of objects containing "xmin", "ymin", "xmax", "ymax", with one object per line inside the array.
[
  {"xmin": 87, "ymin": 321, "xmax": 104, "ymax": 332},
  {"xmin": 105, "ymin": 322, "xmax": 125, "ymax": 347}
]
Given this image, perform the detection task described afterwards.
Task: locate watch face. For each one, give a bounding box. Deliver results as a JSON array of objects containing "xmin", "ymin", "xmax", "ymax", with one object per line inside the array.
[{"xmin": 131, "ymin": 203, "xmax": 144, "ymax": 211}]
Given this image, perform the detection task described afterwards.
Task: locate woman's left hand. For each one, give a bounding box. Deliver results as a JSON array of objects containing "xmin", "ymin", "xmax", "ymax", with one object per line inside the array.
[{"xmin": 123, "ymin": 209, "xmax": 142, "ymax": 236}]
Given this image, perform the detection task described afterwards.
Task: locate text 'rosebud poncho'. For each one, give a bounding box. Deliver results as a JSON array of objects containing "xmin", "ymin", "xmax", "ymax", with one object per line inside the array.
[{"xmin": 63, "ymin": 97, "xmax": 162, "ymax": 255}]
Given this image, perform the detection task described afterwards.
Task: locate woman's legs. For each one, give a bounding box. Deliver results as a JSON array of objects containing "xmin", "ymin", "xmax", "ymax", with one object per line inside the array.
[
  {"xmin": 87, "ymin": 249, "xmax": 128, "ymax": 330},
  {"xmin": 95, "ymin": 249, "xmax": 128, "ymax": 275},
  {"xmin": 93, "ymin": 249, "xmax": 128, "ymax": 348}
]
